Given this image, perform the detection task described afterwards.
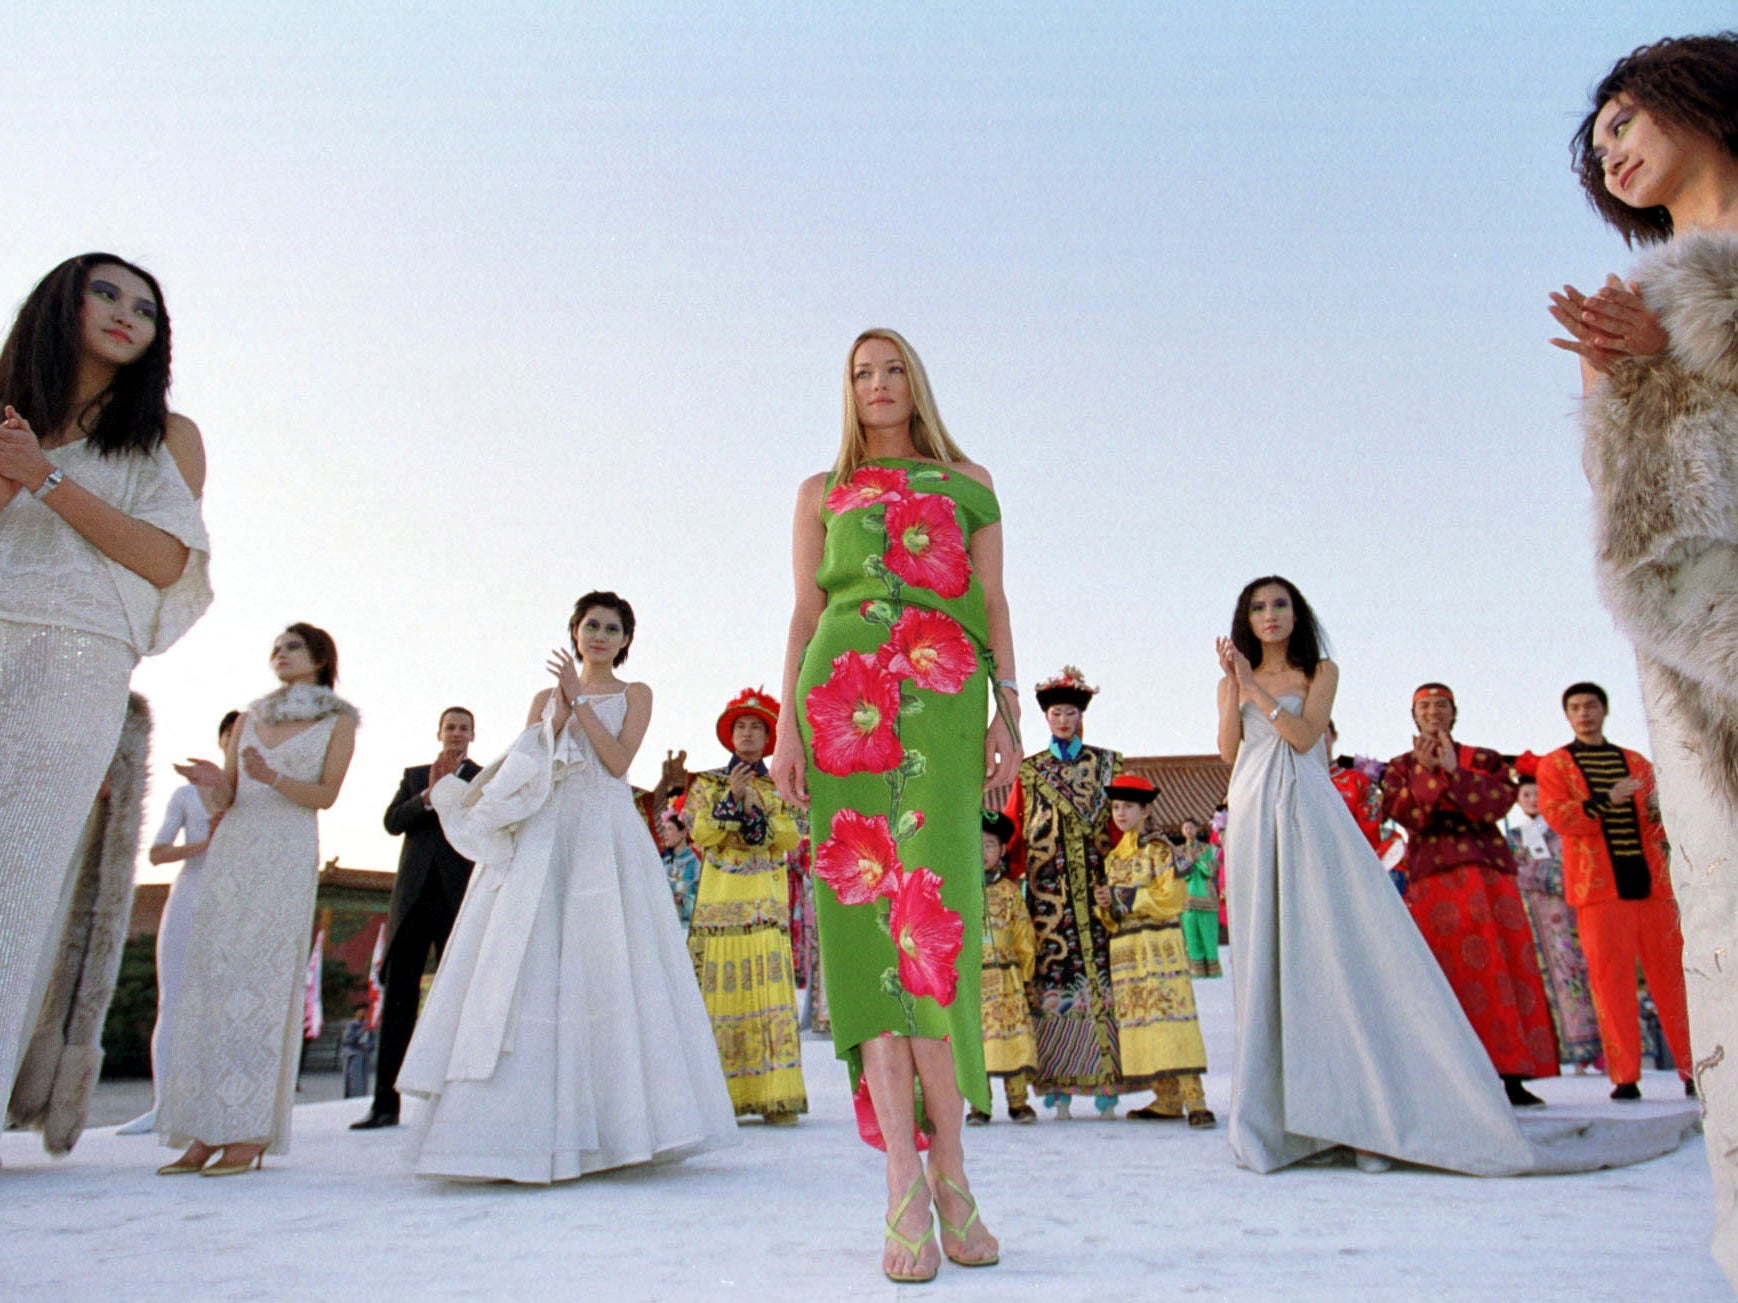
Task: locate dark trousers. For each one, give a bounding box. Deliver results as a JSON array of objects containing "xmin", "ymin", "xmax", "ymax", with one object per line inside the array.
[{"xmin": 372, "ymin": 889, "xmax": 457, "ymax": 1115}]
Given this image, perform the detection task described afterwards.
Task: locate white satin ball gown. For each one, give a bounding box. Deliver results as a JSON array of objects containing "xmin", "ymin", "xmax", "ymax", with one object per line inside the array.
[{"xmin": 398, "ymin": 692, "xmax": 737, "ymax": 1183}]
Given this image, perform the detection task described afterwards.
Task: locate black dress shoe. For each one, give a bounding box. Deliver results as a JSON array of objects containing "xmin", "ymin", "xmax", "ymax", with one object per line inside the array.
[
  {"xmin": 1502, "ymin": 1076, "xmax": 1546, "ymax": 1108},
  {"xmin": 1610, "ymin": 1082, "xmax": 1642, "ymax": 1102},
  {"xmin": 349, "ymin": 1111, "xmax": 399, "ymax": 1130}
]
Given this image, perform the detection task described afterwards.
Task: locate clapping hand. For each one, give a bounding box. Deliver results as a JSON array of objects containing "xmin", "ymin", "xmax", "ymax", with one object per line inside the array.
[
  {"xmin": 1549, "ymin": 275, "xmax": 1668, "ymax": 389},
  {"xmin": 729, "ymin": 760, "xmax": 764, "ymax": 812},
  {"xmin": 660, "ymin": 749, "xmax": 688, "ymax": 788},
  {"xmin": 0, "ymin": 405, "xmax": 51, "ymax": 502},
  {"xmin": 1608, "ymin": 775, "xmax": 1643, "ymax": 804},
  {"xmin": 429, "ymin": 748, "xmax": 463, "ymax": 788},
  {"xmin": 175, "ymin": 757, "xmax": 226, "ymax": 788},
  {"xmin": 545, "ymin": 647, "xmax": 582, "ymax": 707},
  {"xmin": 1215, "ymin": 636, "xmax": 1257, "ymax": 702},
  {"xmin": 240, "ymin": 745, "xmax": 277, "ymax": 786}
]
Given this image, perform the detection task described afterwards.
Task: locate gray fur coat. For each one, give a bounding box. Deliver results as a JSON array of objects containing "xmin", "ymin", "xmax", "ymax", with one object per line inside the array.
[
  {"xmin": 1583, "ymin": 229, "xmax": 1738, "ymax": 1289},
  {"xmin": 1583, "ymin": 232, "xmax": 1738, "ymax": 810},
  {"xmin": 6, "ymin": 694, "xmax": 150, "ymax": 1155}
]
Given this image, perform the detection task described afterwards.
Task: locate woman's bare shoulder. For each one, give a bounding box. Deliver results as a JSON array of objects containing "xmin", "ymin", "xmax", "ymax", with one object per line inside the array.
[
  {"xmin": 162, "ymin": 412, "xmax": 206, "ymax": 497},
  {"xmin": 951, "ymin": 459, "xmax": 994, "ymax": 489}
]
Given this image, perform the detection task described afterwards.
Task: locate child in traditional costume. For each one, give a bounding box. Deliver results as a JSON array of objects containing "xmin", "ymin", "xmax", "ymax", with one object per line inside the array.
[
  {"xmin": 1095, "ymin": 776, "xmax": 1214, "ymax": 1127},
  {"xmin": 970, "ymin": 811, "xmax": 1038, "ymax": 1125}
]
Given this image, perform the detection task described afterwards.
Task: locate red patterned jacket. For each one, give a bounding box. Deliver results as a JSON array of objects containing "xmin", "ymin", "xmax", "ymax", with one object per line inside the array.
[{"xmin": 1379, "ymin": 743, "xmax": 1516, "ymax": 883}]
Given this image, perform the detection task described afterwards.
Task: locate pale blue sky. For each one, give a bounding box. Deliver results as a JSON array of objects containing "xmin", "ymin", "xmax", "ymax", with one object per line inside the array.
[{"xmin": 7, "ymin": 3, "xmax": 1727, "ymax": 876}]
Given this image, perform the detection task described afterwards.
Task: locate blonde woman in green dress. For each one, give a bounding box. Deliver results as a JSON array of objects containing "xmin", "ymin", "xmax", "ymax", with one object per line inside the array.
[{"xmin": 769, "ymin": 329, "xmax": 1020, "ymax": 1284}]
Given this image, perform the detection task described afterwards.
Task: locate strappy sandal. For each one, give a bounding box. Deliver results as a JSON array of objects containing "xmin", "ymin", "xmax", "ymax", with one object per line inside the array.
[
  {"xmin": 934, "ymin": 1174, "xmax": 999, "ymax": 1268},
  {"xmin": 883, "ymin": 1176, "xmax": 938, "ymax": 1284}
]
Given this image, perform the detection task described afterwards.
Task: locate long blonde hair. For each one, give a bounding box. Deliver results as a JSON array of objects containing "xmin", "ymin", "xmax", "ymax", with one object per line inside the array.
[{"xmin": 832, "ymin": 328, "xmax": 966, "ymax": 482}]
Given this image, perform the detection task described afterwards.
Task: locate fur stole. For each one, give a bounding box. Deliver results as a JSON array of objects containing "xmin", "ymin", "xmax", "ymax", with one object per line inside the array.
[
  {"xmin": 250, "ymin": 681, "xmax": 361, "ymax": 727},
  {"xmin": 1583, "ymin": 231, "xmax": 1738, "ymax": 810},
  {"xmin": 7, "ymin": 694, "xmax": 151, "ymax": 1155}
]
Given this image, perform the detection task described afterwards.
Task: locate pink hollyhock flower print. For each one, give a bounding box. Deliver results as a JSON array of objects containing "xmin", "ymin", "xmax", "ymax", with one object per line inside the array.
[
  {"xmin": 825, "ymin": 465, "xmax": 909, "ymax": 514},
  {"xmin": 813, "ymin": 810, "xmax": 904, "ymax": 905},
  {"xmin": 806, "ymin": 651, "xmax": 905, "ymax": 777},
  {"xmin": 878, "ymin": 608, "xmax": 977, "ymax": 695},
  {"xmin": 889, "ymin": 867, "xmax": 964, "ymax": 1006},
  {"xmin": 852, "ymin": 1070, "xmax": 931, "ymax": 1153},
  {"xmin": 882, "ymin": 493, "xmax": 971, "ymax": 598}
]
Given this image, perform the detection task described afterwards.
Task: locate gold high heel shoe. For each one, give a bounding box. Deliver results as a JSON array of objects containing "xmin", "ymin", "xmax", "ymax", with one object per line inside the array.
[
  {"xmin": 200, "ymin": 1146, "xmax": 265, "ymax": 1177},
  {"xmin": 156, "ymin": 1146, "xmax": 216, "ymax": 1175}
]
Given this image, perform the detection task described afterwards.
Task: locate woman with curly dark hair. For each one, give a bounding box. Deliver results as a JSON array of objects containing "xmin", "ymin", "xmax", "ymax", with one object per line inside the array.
[
  {"xmin": 0, "ymin": 254, "xmax": 211, "ymax": 1129},
  {"xmin": 1548, "ymin": 32, "xmax": 1738, "ymax": 1284}
]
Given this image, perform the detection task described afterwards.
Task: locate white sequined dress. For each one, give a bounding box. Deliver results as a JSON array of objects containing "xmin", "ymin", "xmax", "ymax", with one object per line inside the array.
[{"xmin": 0, "ymin": 439, "xmax": 210, "ymax": 1115}]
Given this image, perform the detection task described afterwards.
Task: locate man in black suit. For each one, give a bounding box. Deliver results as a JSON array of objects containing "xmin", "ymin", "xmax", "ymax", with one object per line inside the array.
[{"xmin": 351, "ymin": 707, "xmax": 481, "ymax": 1130}]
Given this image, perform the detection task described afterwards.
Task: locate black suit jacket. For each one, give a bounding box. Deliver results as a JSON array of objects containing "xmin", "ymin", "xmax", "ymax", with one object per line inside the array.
[{"xmin": 382, "ymin": 759, "xmax": 481, "ymax": 951}]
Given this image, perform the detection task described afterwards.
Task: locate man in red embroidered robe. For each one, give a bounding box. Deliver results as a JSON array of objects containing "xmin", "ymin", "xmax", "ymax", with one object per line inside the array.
[
  {"xmin": 1380, "ymin": 684, "xmax": 1559, "ymax": 1106},
  {"xmin": 1536, "ymin": 682, "xmax": 1695, "ymax": 1102}
]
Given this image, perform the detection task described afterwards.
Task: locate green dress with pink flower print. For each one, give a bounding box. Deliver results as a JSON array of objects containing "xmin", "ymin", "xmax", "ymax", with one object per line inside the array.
[{"xmin": 798, "ymin": 458, "xmax": 1000, "ymax": 1134}]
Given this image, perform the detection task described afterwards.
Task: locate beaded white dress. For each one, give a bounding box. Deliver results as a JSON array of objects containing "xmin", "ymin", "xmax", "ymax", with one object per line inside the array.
[
  {"xmin": 158, "ymin": 690, "xmax": 352, "ymax": 1154},
  {"xmin": 399, "ymin": 693, "xmax": 737, "ymax": 1183},
  {"xmin": 0, "ymin": 438, "xmax": 209, "ymax": 1117}
]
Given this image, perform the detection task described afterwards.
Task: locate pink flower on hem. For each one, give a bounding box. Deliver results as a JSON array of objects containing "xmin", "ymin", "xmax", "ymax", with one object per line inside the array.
[
  {"xmin": 852, "ymin": 1072, "xmax": 931, "ymax": 1153},
  {"xmin": 806, "ymin": 651, "xmax": 905, "ymax": 777},
  {"xmin": 877, "ymin": 608, "xmax": 977, "ymax": 695},
  {"xmin": 889, "ymin": 867, "xmax": 964, "ymax": 1006},
  {"xmin": 882, "ymin": 493, "xmax": 971, "ymax": 598},
  {"xmin": 813, "ymin": 810, "xmax": 904, "ymax": 905},
  {"xmin": 825, "ymin": 466, "xmax": 909, "ymax": 514}
]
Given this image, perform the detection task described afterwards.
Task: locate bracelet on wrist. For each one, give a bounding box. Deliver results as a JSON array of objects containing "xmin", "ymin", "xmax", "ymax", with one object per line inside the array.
[
  {"xmin": 32, "ymin": 467, "xmax": 65, "ymax": 500},
  {"xmin": 1266, "ymin": 704, "xmax": 1282, "ymax": 722}
]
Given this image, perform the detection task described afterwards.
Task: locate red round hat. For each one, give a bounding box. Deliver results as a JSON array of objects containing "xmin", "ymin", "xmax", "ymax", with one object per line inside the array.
[{"xmin": 717, "ymin": 687, "xmax": 780, "ymax": 754}]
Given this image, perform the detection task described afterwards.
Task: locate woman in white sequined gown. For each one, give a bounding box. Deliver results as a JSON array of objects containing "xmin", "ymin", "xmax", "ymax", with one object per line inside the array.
[
  {"xmin": 156, "ymin": 626, "xmax": 358, "ymax": 1175},
  {"xmin": 398, "ymin": 593, "xmax": 736, "ymax": 1183},
  {"xmin": 0, "ymin": 254, "xmax": 211, "ymax": 1124}
]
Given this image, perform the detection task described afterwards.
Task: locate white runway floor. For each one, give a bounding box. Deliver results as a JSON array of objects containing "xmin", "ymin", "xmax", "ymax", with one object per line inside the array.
[{"xmin": 2, "ymin": 959, "xmax": 1724, "ymax": 1300}]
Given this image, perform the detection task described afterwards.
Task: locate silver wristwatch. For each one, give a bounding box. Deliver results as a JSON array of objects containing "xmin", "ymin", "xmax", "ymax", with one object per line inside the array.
[{"xmin": 32, "ymin": 467, "xmax": 64, "ymax": 500}]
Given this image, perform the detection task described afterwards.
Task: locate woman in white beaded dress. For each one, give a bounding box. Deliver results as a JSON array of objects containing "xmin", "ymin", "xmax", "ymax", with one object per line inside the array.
[
  {"xmin": 0, "ymin": 253, "xmax": 212, "ymax": 1128},
  {"xmin": 156, "ymin": 624, "xmax": 358, "ymax": 1176},
  {"xmin": 397, "ymin": 592, "xmax": 736, "ymax": 1183}
]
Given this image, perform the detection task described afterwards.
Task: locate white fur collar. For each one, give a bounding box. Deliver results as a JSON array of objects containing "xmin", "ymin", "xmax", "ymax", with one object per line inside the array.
[{"xmin": 251, "ymin": 682, "xmax": 360, "ymax": 727}]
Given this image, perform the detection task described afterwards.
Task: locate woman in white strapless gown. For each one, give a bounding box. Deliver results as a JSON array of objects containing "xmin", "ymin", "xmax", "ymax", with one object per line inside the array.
[
  {"xmin": 398, "ymin": 592, "xmax": 736, "ymax": 1183},
  {"xmin": 1215, "ymin": 577, "xmax": 1689, "ymax": 1176}
]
